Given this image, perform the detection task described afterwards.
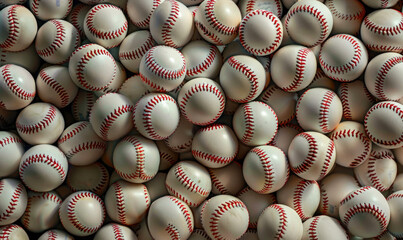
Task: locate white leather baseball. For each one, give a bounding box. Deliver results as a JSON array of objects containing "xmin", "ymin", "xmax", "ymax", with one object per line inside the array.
[
  {"xmin": 118, "ymin": 75, "xmax": 150, "ymax": 104},
  {"xmin": 201, "ymin": 195, "xmax": 248, "ymax": 240},
  {"xmin": 302, "ymin": 215, "xmax": 349, "ymax": 240},
  {"xmin": 319, "ymin": 173, "xmax": 360, "ymax": 218},
  {"xmin": 238, "ymin": 0, "xmax": 282, "ymax": 18},
  {"xmin": 69, "ymin": 43, "xmax": 117, "ymax": 91},
  {"xmin": 276, "ymin": 174, "xmax": 320, "ymax": 221},
  {"xmin": 166, "ymin": 160, "xmax": 211, "ymax": 207},
  {"xmin": 360, "ymin": 9, "xmax": 403, "ymax": 52},
  {"xmin": 84, "ymin": 4, "xmax": 128, "ymax": 48},
  {"xmin": 319, "ymin": 34, "xmax": 368, "ymax": 82},
  {"xmin": 270, "ymin": 45, "xmax": 317, "ymax": 92},
  {"xmin": 237, "ymin": 187, "xmax": 276, "ymax": 229},
  {"xmin": 258, "ymin": 85, "xmax": 297, "ymax": 125},
  {"xmin": 127, "ymin": 0, "xmax": 164, "ymax": 29},
  {"xmin": 325, "ymin": 0, "xmax": 365, "ymax": 35},
  {"xmin": 148, "ymin": 196, "xmax": 194, "ymax": 240},
  {"xmin": 0, "ymin": 43, "xmax": 41, "ymax": 74},
  {"xmin": 192, "ymin": 124, "xmax": 238, "ymax": 168},
  {"xmin": 243, "ymin": 145, "xmax": 289, "ymax": 194},
  {"xmin": 19, "ymin": 144, "xmax": 68, "ymax": 192},
  {"xmin": 58, "ymin": 121, "xmax": 106, "ymax": 166},
  {"xmin": 156, "ymin": 141, "xmax": 179, "ymax": 171},
  {"xmin": 89, "ymin": 93, "xmax": 134, "ymax": 141},
  {"xmin": 139, "ymin": 45, "xmax": 186, "ymax": 92},
  {"xmin": 209, "ymin": 161, "xmax": 246, "ymax": 195},
  {"xmin": 16, "ymin": 102, "xmax": 65, "ymax": 145},
  {"xmin": 0, "ymin": 224, "xmax": 29, "ymax": 240},
  {"xmin": 178, "ymin": 77, "xmax": 225, "ymax": 126},
  {"xmin": 59, "ymin": 191, "xmax": 105, "ymax": 237},
  {"xmin": 66, "ymin": 162, "xmax": 109, "ymax": 196},
  {"xmin": 296, "ymin": 88, "xmax": 343, "ymax": 134},
  {"xmin": 364, "ymin": 101, "xmax": 403, "ymax": 149},
  {"xmin": 119, "ymin": 30, "xmax": 156, "ymax": 74},
  {"xmin": 165, "ymin": 116, "xmax": 195, "ymax": 153},
  {"xmin": 220, "ymin": 55, "xmax": 266, "ymax": 103},
  {"xmin": 330, "ymin": 121, "xmax": 372, "ymax": 168},
  {"xmin": 144, "ymin": 172, "xmax": 168, "ymax": 202},
  {"xmin": 354, "ymin": 155, "xmax": 397, "ymax": 192},
  {"xmin": 365, "ymin": 52, "xmax": 403, "ymax": 101},
  {"xmin": 339, "ymin": 186, "xmax": 390, "ymax": 238},
  {"xmin": 150, "ymin": 0, "xmax": 193, "ymax": 48},
  {"xmin": 270, "ymin": 123, "xmax": 303, "ymax": 155},
  {"xmin": 194, "ymin": 0, "xmax": 242, "ymax": 45},
  {"xmin": 239, "ymin": 9, "xmax": 282, "ymax": 56},
  {"xmin": 35, "ymin": 20, "xmax": 80, "ymax": 64},
  {"xmin": 361, "ymin": 0, "xmax": 400, "ymax": 8},
  {"xmin": 66, "ymin": 3, "xmax": 91, "ymax": 38},
  {"xmin": 0, "ymin": 178, "xmax": 27, "ymax": 226},
  {"xmin": 387, "ymin": 190, "xmax": 403, "ymax": 238},
  {"xmin": 71, "ymin": 89, "xmax": 97, "ymax": 122},
  {"xmin": 21, "ymin": 191, "xmax": 62, "ymax": 233},
  {"xmin": 105, "ymin": 180, "xmax": 150, "ymax": 225},
  {"xmin": 337, "ymin": 80, "xmax": 376, "ymax": 122},
  {"xmin": 0, "ymin": 5, "xmax": 37, "ymax": 52},
  {"xmin": 284, "ymin": 0, "xmax": 333, "ymax": 47},
  {"xmin": 257, "ymin": 204, "xmax": 303, "ymax": 240},
  {"xmin": 29, "ymin": 0, "xmax": 72, "ymax": 20},
  {"xmin": 94, "ymin": 223, "xmax": 138, "ymax": 240},
  {"xmin": 0, "ymin": 131, "xmax": 24, "ymax": 178},
  {"xmin": 0, "ymin": 64, "xmax": 35, "ymax": 110},
  {"xmin": 38, "ymin": 229, "xmax": 74, "ymax": 240},
  {"xmin": 189, "ymin": 229, "xmax": 210, "ymax": 240},
  {"xmin": 182, "ymin": 40, "xmax": 223, "ymax": 80},
  {"xmin": 133, "ymin": 93, "xmax": 180, "ymax": 140},
  {"xmin": 36, "ymin": 66, "xmax": 79, "ymax": 109},
  {"xmin": 113, "ymin": 135, "xmax": 160, "ymax": 183},
  {"xmin": 288, "ymin": 131, "xmax": 336, "ymax": 181}
]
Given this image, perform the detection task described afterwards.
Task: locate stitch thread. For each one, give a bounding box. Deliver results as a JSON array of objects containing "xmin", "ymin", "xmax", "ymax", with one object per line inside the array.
[
  {"xmin": 284, "ymin": 48, "xmax": 311, "ymax": 92},
  {"xmin": 0, "ymin": 6, "xmax": 20, "ymax": 49},
  {"xmin": 291, "ymin": 133, "xmax": 318, "ymax": 175},
  {"xmin": 205, "ymin": 0, "xmax": 238, "ymax": 36},
  {"xmin": 111, "ymin": 224, "xmax": 124, "ymax": 239},
  {"xmin": 227, "ymin": 56, "xmax": 259, "ymax": 102},
  {"xmin": 307, "ymin": 216, "xmax": 320, "ymax": 240},
  {"xmin": 1, "ymin": 64, "xmax": 35, "ymax": 101},
  {"xmin": 0, "ymin": 182, "xmax": 24, "ymax": 223},
  {"xmin": 119, "ymin": 33, "xmax": 155, "ymax": 61},
  {"xmin": 186, "ymin": 45, "xmax": 218, "ymax": 77},
  {"xmin": 165, "ymin": 224, "xmax": 180, "ymax": 239},
  {"xmin": 0, "ymin": 135, "xmax": 22, "ymax": 148},
  {"xmin": 113, "ymin": 181, "xmax": 127, "ymax": 225},
  {"xmin": 326, "ymin": 0, "xmax": 365, "ymax": 21},
  {"xmin": 173, "ymin": 164, "xmax": 209, "ymax": 196},
  {"xmin": 39, "ymin": 69, "xmax": 70, "ymax": 107},
  {"xmin": 168, "ymin": 196, "xmax": 193, "ymax": 233},
  {"xmin": 20, "ymin": 153, "xmax": 66, "ymax": 182},
  {"xmin": 319, "ymin": 90, "xmax": 336, "ymax": 133},
  {"xmin": 98, "ymin": 104, "xmax": 133, "ymax": 140},
  {"xmin": 374, "ymin": 56, "xmax": 403, "ymax": 100},
  {"xmin": 144, "ymin": 47, "xmax": 186, "ymax": 80},
  {"xmin": 340, "ymin": 186, "xmax": 372, "ymax": 205},
  {"xmin": 161, "ymin": 0, "xmax": 180, "ymax": 48},
  {"xmin": 343, "ymin": 203, "xmax": 388, "ymax": 231},
  {"xmin": 269, "ymin": 205, "xmax": 288, "ymax": 239},
  {"xmin": 251, "ymin": 147, "xmax": 275, "ymax": 194},
  {"xmin": 209, "ymin": 169, "xmax": 228, "ymax": 194},
  {"xmin": 36, "ymin": 20, "xmax": 67, "ymax": 60},
  {"xmin": 16, "ymin": 105, "xmax": 57, "ymax": 135},
  {"xmin": 209, "ymin": 200, "xmax": 246, "ymax": 239},
  {"xmin": 133, "ymin": 0, "xmax": 162, "ymax": 28},
  {"xmin": 293, "ymin": 179, "xmax": 317, "ymax": 220}
]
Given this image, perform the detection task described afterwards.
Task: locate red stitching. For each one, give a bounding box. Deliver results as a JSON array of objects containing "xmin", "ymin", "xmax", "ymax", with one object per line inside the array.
[
  {"xmin": 343, "ymin": 203, "xmax": 388, "ymax": 231},
  {"xmin": 326, "ymin": 0, "xmax": 365, "ymax": 21},
  {"xmin": 194, "ymin": 21, "xmax": 223, "ymax": 45},
  {"xmin": 331, "ymin": 129, "xmax": 371, "ymax": 167},
  {"xmin": 363, "ymin": 11, "xmax": 403, "ymax": 36},
  {"xmin": 374, "ymin": 56, "xmax": 403, "ymax": 100},
  {"xmin": 186, "ymin": 45, "xmax": 218, "ymax": 77},
  {"xmin": 250, "ymin": 147, "xmax": 275, "ymax": 194},
  {"xmin": 31, "ymin": 0, "xmax": 39, "ymax": 16},
  {"xmin": 85, "ymin": 4, "xmax": 128, "ymax": 42},
  {"xmin": 205, "ymin": 0, "xmax": 238, "ymax": 36},
  {"xmin": 160, "ymin": 152, "xmax": 177, "ymax": 165},
  {"xmin": 245, "ymin": 0, "xmax": 256, "ymax": 13},
  {"xmin": 291, "ymin": 133, "xmax": 318, "ymax": 175},
  {"xmin": 143, "ymin": 185, "xmax": 150, "ymax": 207},
  {"xmin": 227, "ymin": 56, "xmax": 259, "ymax": 102},
  {"xmin": 338, "ymin": 83, "xmax": 353, "ymax": 120},
  {"xmin": 112, "ymin": 224, "xmax": 124, "ymax": 239},
  {"xmin": 259, "ymin": 86, "xmax": 296, "ymax": 125},
  {"xmin": 16, "ymin": 105, "xmax": 57, "ymax": 135},
  {"xmin": 320, "ymin": 140, "xmax": 334, "ymax": 179},
  {"xmin": 340, "ymin": 186, "xmax": 372, "ymax": 205},
  {"xmin": 113, "ymin": 181, "xmax": 127, "ymax": 225},
  {"xmin": 209, "ymin": 169, "xmax": 228, "ymax": 194},
  {"xmin": 364, "ymin": 102, "xmax": 403, "ymax": 146},
  {"xmin": 192, "ymin": 150, "xmax": 236, "ymax": 165},
  {"xmin": 0, "ymin": 181, "xmax": 25, "ymax": 222},
  {"xmin": 285, "ymin": 3, "xmax": 330, "ymax": 47},
  {"xmin": 173, "ymin": 164, "xmax": 209, "ymax": 196},
  {"xmin": 179, "ymin": 82, "xmax": 225, "ymax": 126},
  {"xmin": 283, "ymin": 48, "xmax": 311, "ymax": 92},
  {"xmin": 0, "ymin": 5, "xmax": 20, "ymax": 49},
  {"xmin": 22, "ymin": 192, "xmax": 61, "ymax": 228},
  {"xmin": 1, "ymin": 64, "xmax": 35, "ymax": 101},
  {"xmin": 68, "ymin": 4, "xmax": 87, "ymax": 36},
  {"xmin": 133, "ymin": 0, "xmax": 162, "ymax": 28},
  {"xmin": 319, "ymin": 90, "xmax": 336, "ymax": 133},
  {"xmin": 320, "ymin": 183, "xmax": 329, "ymax": 214},
  {"xmin": 36, "ymin": 20, "xmax": 66, "ymax": 59},
  {"xmin": 65, "ymin": 141, "xmax": 106, "ymax": 160},
  {"xmin": 319, "ymin": 34, "xmax": 363, "ymax": 81},
  {"xmin": 144, "ymin": 46, "xmax": 186, "ymax": 80},
  {"xmin": 0, "ymin": 135, "xmax": 22, "ymax": 148},
  {"xmin": 209, "ymin": 200, "xmax": 246, "ymax": 239},
  {"xmin": 239, "ymin": 10, "xmax": 282, "ymax": 55},
  {"xmin": 20, "ymin": 153, "xmax": 66, "ymax": 181},
  {"xmin": 98, "ymin": 103, "xmax": 133, "ymax": 140},
  {"xmin": 387, "ymin": 193, "xmax": 403, "ymax": 201},
  {"xmin": 58, "ymin": 122, "xmax": 88, "ymax": 144},
  {"xmin": 168, "ymin": 196, "xmax": 193, "ymax": 233},
  {"xmin": 365, "ymin": 44, "xmax": 403, "ymax": 52},
  {"xmin": 307, "ymin": 216, "xmax": 320, "ymax": 240},
  {"xmin": 119, "ymin": 33, "xmax": 155, "ymax": 61},
  {"xmin": 64, "ymin": 192, "xmax": 104, "ymax": 234},
  {"xmin": 267, "ymin": 204, "xmax": 288, "ymax": 239},
  {"xmin": 72, "ymin": 90, "xmax": 96, "ymax": 121},
  {"xmin": 165, "ymin": 224, "xmax": 180, "ymax": 239},
  {"xmin": 161, "ymin": 0, "xmax": 180, "ymax": 48},
  {"xmin": 0, "ymin": 224, "xmax": 22, "ymax": 239},
  {"xmin": 241, "ymin": 100, "xmax": 255, "ymax": 145},
  {"xmin": 39, "ymin": 69, "xmax": 69, "ymax": 107},
  {"xmin": 367, "ymin": 157, "xmax": 387, "ymax": 192},
  {"xmin": 293, "ymin": 179, "xmax": 318, "ymax": 220}
]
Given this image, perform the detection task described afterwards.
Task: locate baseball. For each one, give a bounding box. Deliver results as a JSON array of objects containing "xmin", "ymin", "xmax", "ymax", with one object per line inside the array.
[
  {"xmin": 165, "ymin": 116, "xmax": 195, "ymax": 153},
  {"xmin": 325, "ymin": 0, "xmax": 366, "ymax": 36},
  {"xmin": 105, "ymin": 180, "xmax": 150, "ymax": 225},
  {"xmin": 387, "ymin": 190, "xmax": 403, "ymax": 238},
  {"xmin": 94, "ymin": 223, "xmax": 138, "ymax": 240},
  {"xmin": 0, "ymin": 5, "xmax": 37, "ymax": 52},
  {"xmin": 192, "ymin": 124, "xmax": 238, "ymax": 168},
  {"xmin": 84, "ymin": 4, "xmax": 128, "ymax": 49},
  {"xmin": 156, "ymin": 141, "xmax": 179, "ymax": 171},
  {"xmin": 209, "ymin": 162, "xmax": 246, "ymax": 195},
  {"xmin": 220, "ymin": 55, "xmax": 266, "ymax": 103},
  {"xmin": 148, "ymin": 196, "xmax": 194, "ymax": 240},
  {"xmin": 66, "ymin": 162, "xmax": 109, "ymax": 196},
  {"xmin": 270, "ymin": 45, "xmax": 317, "ymax": 92},
  {"xmin": 201, "ymin": 195, "xmax": 249, "ymax": 240},
  {"xmin": 0, "ymin": 178, "xmax": 27, "ymax": 226},
  {"xmin": 149, "ymin": 0, "xmax": 194, "ymax": 48},
  {"xmin": 59, "ymin": 191, "xmax": 105, "ymax": 237},
  {"xmin": 126, "ymin": 0, "xmax": 163, "ymax": 29},
  {"xmin": 243, "ymin": 145, "xmax": 289, "ymax": 194},
  {"xmin": 365, "ymin": 52, "xmax": 403, "ymax": 101},
  {"xmin": 36, "ymin": 65, "xmax": 79, "ymax": 109},
  {"xmin": 0, "ymin": 64, "xmax": 36, "ymax": 110},
  {"xmin": 19, "ymin": 144, "xmax": 68, "ymax": 192},
  {"xmin": 38, "ymin": 229, "xmax": 74, "ymax": 240},
  {"xmin": 238, "ymin": 0, "xmax": 283, "ymax": 18},
  {"xmin": 166, "ymin": 160, "xmax": 211, "ymax": 207},
  {"xmin": 66, "ymin": 3, "xmax": 91, "ymax": 38},
  {"xmin": 29, "ymin": 0, "xmax": 72, "ymax": 20},
  {"xmin": 113, "ymin": 135, "xmax": 160, "ymax": 183},
  {"xmin": 16, "ymin": 102, "xmax": 65, "ymax": 145},
  {"xmin": 0, "ymin": 224, "xmax": 29, "ymax": 240},
  {"xmin": 302, "ymin": 215, "xmax": 349, "ymax": 240},
  {"xmin": 270, "ymin": 123, "xmax": 303, "ymax": 154},
  {"xmin": 0, "ymin": 131, "xmax": 24, "ymax": 178},
  {"xmin": 35, "ymin": 19, "xmax": 80, "ymax": 64},
  {"xmin": 139, "ymin": 45, "xmax": 186, "ymax": 92},
  {"xmin": 296, "ymin": 88, "xmax": 343, "ymax": 134}
]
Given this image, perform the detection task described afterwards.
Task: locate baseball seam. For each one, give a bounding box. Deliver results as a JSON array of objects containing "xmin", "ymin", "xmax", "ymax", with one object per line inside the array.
[
  {"xmin": 319, "ymin": 90, "xmax": 336, "ymax": 133},
  {"xmin": 284, "ymin": 48, "xmax": 310, "ymax": 92},
  {"xmin": 36, "ymin": 20, "xmax": 66, "ymax": 60},
  {"xmin": 1, "ymin": 64, "xmax": 35, "ymax": 101},
  {"xmin": 39, "ymin": 69, "xmax": 70, "ymax": 107},
  {"xmin": 119, "ymin": 33, "xmax": 155, "ymax": 61},
  {"xmin": 20, "ymin": 153, "xmax": 66, "ymax": 182},
  {"xmin": 291, "ymin": 133, "xmax": 318, "ymax": 175},
  {"xmin": 16, "ymin": 105, "xmax": 57, "ymax": 135},
  {"xmin": 0, "ymin": 182, "xmax": 24, "ymax": 222},
  {"xmin": 161, "ymin": 0, "xmax": 180, "ymax": 48},
  {"xmin": 227, "ymin": 57, "xmax": 259, "ymax": 103},
  {"xmin": 0, "ymin": 135, "xmax": 22, "ymax": 148},
  {"xmin": 343, "ymin": 203, "xmax": 388, "ymax": 232},
  {"xmin": 293, "ymin": 180, "xmax": 317, "ymax": 220},
  {"xmin": 0, "ymin": 5, "xmax": 20, "ymax": 49},
  {"xmin": 374, "ymin": 56, "xmax": 403, "ymax": 100},
  {"xmin": 251, "ymin": 147, "xmax": 274, "ymax": 194},
  {"xmin": 168, "ymin": 196, "xmax": 193, "ymax": 233},
  {"xmin": 209, "ymin": 200, "xmax": 246, "ymax": 239},
  {"xmin": 186, "ymin": 45, "xmax": 218, "ymax": 77}
]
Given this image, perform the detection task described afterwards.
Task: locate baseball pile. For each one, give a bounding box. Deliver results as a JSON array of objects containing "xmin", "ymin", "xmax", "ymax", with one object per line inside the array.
[{"xmin": 0, "ymin": 0, "xmax": 403, "ymax": 239}]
